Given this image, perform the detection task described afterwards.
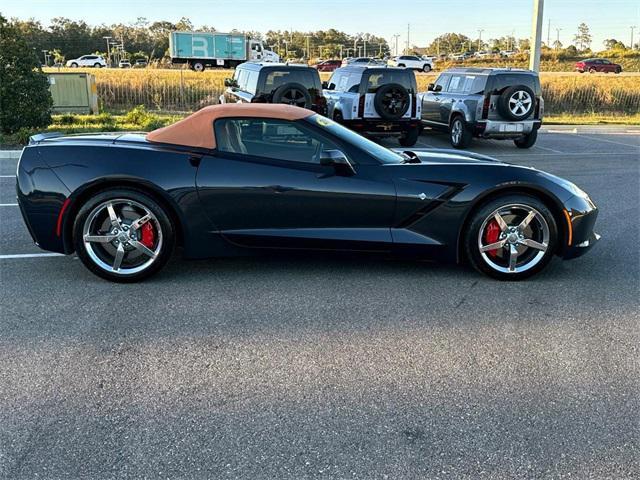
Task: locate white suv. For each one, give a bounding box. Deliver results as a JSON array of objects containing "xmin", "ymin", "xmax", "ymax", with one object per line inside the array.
[
  {"xmin": 65, "ymin": 55, "xmax": 107, "ymax": 68},
  {"xmin": 387, "ymin": 55, "xmax": 433, "ymax": 72},
  {"xmin": 322, "ymin": 65, "xmax": 421, "ymax": 146}
]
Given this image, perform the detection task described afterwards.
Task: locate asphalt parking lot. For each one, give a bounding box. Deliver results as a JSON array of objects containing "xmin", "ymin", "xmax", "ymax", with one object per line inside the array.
[{"xmin": 1, "ymin": 127, "xmax": 639, "ymax": 478}]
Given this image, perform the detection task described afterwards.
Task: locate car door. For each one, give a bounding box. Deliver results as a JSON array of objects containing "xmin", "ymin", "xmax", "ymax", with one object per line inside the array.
[
  {"xmin": 196, "ymin": 117, "xmax": 396, "ymax": 251},
  {"xmin": 422, "ymin": 74, "xmax": 450, "ymax": 124}
]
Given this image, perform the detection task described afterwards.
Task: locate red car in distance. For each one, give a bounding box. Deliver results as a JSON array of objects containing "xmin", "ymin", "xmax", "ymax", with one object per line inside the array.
[
  {"xmin": 575, "ymin": 58, "xmax": 622, "ymax": 74},
  {"xmin": 314, "ymin": 59, "xmax": 341, "ymax": 72}
]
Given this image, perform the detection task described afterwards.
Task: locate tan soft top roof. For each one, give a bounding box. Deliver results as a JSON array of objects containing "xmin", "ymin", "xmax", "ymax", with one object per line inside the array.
[{"xmin": 146, "ymin": 103, "xmax": 314, "ymax": 149}]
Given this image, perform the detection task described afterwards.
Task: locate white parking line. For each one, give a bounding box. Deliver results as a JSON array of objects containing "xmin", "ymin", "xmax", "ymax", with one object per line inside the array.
[
  {"xmin": 0, "ymin": 175, "xmax": 15, "ymax": 178},
  {"xmin": 573, "ymin": 133, "xmax": 639, "ymax": 148},
  {"xmin": 0, "ymin": 203, "xmax": 18, "ymax": 206},
  {"xmin": 0, "ymin": 253, "xmax": 64, "ymax": 259}
]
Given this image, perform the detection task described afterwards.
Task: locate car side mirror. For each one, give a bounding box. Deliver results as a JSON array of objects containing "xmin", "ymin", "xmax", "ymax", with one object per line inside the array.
[
  {"xmin": 319, "ymin": 150, "xmax": 355, "ymax": 175},
  {"xmin": 427, "ymin": 83, "xmax": 435, "ymax": 91},
  {"xmin": 322, "ymin": 81, "xmax": 329, "ymax": 89},
  {"xmin": 224, "ymin": 78, "xmax": 238, "ymax": 88}
]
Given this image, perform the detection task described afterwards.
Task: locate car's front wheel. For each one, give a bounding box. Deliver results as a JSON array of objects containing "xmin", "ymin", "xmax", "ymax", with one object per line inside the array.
[
  {"xmin": 449, "ymin": 116, "xmax": 472, "ymax": 148},
  {"xmin": 514, "ymin": 129, "xmax": 538, "ymax": 148},
  {"xmin": 70, "ymin": 62, "xmax": 78, "ymax": 68},
  {"xmin": 398, "ymin": 127, "xmax": 420, "ymax": 146},
  {"xmin": 422, "ymin": 64, "xmax": 431, "ymax": 72},
  {"xmin": 465, "ymin": 195, "xmax": 558, "ymax": 280},
  {"xmin": 73, "ymin": 188, "xmax": 175, "ymax": 282}
]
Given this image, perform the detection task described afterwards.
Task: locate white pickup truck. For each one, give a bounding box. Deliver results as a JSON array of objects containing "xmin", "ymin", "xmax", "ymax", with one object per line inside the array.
[
  {"xmin": 322, "ymin": 65, "xmax": 421, "ymax": 146},
  {"xmin": 387, "ymin": 55, "xmax": 433, "ymax": 72}
]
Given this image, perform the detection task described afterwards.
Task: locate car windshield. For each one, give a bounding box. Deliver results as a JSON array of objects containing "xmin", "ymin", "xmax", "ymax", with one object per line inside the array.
[{"xmin": 305, "ymin": 114, "xmax": 404, "ymax": 164}]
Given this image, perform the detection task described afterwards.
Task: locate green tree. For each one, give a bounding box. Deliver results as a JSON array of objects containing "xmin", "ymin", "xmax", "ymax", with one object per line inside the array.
[
  {"xmin": 573, "ymin": 23, "xmax": 592, "ymax": 51},
  {"xmin": 603, "ymin": 38, "xmax": 626, "ymax": 50},
  {"xmin": 426, "ymin": 33, "xmax": 472, "ymax": 55},
  {"xmin": 0, "ymin": 15, "xmax": 52, "ymax": 134}
]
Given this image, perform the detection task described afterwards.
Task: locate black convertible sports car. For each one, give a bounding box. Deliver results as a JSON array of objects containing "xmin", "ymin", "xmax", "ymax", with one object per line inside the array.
[{"xmin": 17, "ymin": 104, "xmax": 599, "ymax": 282}]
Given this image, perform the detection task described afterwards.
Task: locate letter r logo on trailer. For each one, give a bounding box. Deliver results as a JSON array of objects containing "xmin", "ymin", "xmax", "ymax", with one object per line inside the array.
[{"xmin": 192, "ymin": 36, "xmax": 209, "ymax": 57}]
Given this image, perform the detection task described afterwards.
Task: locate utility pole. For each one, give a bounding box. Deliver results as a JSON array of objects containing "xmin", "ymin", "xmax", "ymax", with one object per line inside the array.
[
  {"xmin": 631, "ymin": 26, "xmax": 637, "ymax": 50},
  {"xmin": 353, "ymin": 36, "xmax": 358, "ymax": 57},
  {"xmin": 339, "ymin": 44, "xmax": 343, "ymax": 58},
  {"xmin": 103, "ymin": 36, "xmax": 112, "ymax": 66},
  {"xmin": 393, "ymin": 34, "xmax": 400, "ymax": 56},
  {"xmin": 364, "ymin": 37, "xmax": 367, "ymax": 57},
  {"xmin": 305, "ymin": 35, "xmax": 311, "ymax": 60},
  {"xmin": 406, "ymin": 23, "xmax": 410, "ymax": 54},
  {"xmin": 555, "ymin": 28, "xmax": 562, "ymax": 51},
  {"xmin": 547, "ymin": 18, "xmax": 551, "ymax": 47},
  {"xmin": 529, "ymin": 0, "xmax": 544, "ymax": 72},
  {"xmin": 477, "ymin": 29, "xmax": 484, "ymax": 51}
]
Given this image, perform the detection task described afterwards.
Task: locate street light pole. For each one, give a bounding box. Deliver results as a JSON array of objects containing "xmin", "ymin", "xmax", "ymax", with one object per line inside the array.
[
  {"xmin": 555, "ymin": 28, "xmax": 562, "ymax": 51},
  {"xmin": 477, "ymin": 29, "xmax": 484, "ymax": 51},
  {"xmin": 393, "ymin": 34, "xmax": 400, "ymax": 56}
]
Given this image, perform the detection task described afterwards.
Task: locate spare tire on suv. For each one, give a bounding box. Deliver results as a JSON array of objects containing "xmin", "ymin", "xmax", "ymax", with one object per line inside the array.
[
  {"xmin": 373, "ymin": 83, "xmax": 410, "ymax": 120},
  {"xmin": 272, "ymin": 82, "xmax": 313, "ymax": 109},
  {"xmin": 497, "ymin": 84, "xmax": 535, "ymax": 121}
]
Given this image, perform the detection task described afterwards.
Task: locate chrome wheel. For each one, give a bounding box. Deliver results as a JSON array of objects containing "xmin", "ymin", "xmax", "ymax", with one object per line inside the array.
[
  {"xmin": 477, "ymin": 204, "xmax": 550, "ymax": 274},
  {"xmin": 82, "ymin": 199, "xmax": 163, "ymax": 276},
  {"xmin": 451, "ymin": 119, "xmax": 463, "ymax": 145},
  {"xmin": 508, "ymin": 90, "xmax": 532, "ymax": 117}
]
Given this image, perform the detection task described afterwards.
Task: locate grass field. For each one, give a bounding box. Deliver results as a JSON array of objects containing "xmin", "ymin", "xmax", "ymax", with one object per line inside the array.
[{"xmin": 43, "ymin": 67, "xmax": 640, "ymax": 118}]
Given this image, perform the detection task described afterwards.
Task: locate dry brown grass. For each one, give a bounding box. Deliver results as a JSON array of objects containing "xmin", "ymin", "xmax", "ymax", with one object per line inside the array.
[{"xmin": 44, "ymin": 67, "xmax": 640, "ymax": 117}]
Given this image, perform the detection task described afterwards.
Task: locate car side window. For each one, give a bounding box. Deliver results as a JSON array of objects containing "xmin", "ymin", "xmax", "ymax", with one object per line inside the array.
[
  {"xmin": 434, "ymin": 74, "xmax": 450, "ymax": 92},
  {"xmin": 215, "ymin": 118, "xmax": 343, "ymax": 164}
]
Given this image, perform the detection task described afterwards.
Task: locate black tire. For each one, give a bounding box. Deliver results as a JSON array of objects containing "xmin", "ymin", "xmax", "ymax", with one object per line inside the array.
[
  {"xmin": 192, "ymin": 62, "xmax": 205, "ymax": 72},
  {"xmin": 422, "ymin": 64, "xmax": 431, "ymax": 72},
  {"xmin": 497, "ymin": 84, "xmax": 536, "ymax": 121},
  {"xmin": 73, "ymin": 188, "xmax": 175, "ymax": 283},
  {"xmin": 373, "ymin": 83, "xmax": 410, "ymax": 120},
  {"xmin": 449, "ymin": 116, "xmax": 472, "ymax": 148},
  {"xmin": 588, "ymin": 67, "xmax": 596, "ymax": 74},
  {"xmin": 615, "ymin": 67, "xmax": 622, "ymax": 74},
  {"xmin": 93, "ymin": 63, "xmax": 101, "ymax": 68},
  {"xmin": 398, "ymin": 64, "xmax": 405, "ymax": 68},
  {"xmin": 70, "ymin": 62, "xmax": 78, "ymax": 68},
  {"xmin": 333, "ymin": 110, "xmax": 344, "ymax": 123},
  {"xmin": 514, "ymin": 129, "xmax": 538, "ymax": 148},
  {"xmin": 398, "ymin": 127, "xmax": 420, "ymax": 146},
  {"xmin": 464, "ymin": 194, "xmax": 558, "ymax": 281},
  {"xmin": 272, "ymin": 82, "xmax": 312, "ymax": 108}
]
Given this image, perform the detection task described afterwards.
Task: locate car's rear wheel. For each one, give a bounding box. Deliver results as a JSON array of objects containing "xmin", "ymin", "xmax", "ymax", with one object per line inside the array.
[
  {"xmin": 589, "ymin": 67, "xmax": 596, "ymax": 73},
  {"xmin": 449, "ymin": 116, "xmax": 472, "ymax": 148},
  {"xmin": 192, "ymin": 62, "xmax": 205, "ymax": 72},
  {"xmin": 422, "ymin": 64, "xmax": 431, "ymax": 72},
  {"xmin": 70, "ymin": 62, "xmax": 78, "ymax": 68},
  {"xmin": 514, "ymin": 129, "xmax": 538, "ymax": 148},
  {"xmin": 615, "ymin": 67, "xmax": 622, "ymax": 74},
  {"xmin": 465, "ymin": 195, "xmax": 557, "ymax": 280},
  {"xmin": 398, "ymin": 127, "xmax": 420, "ymax": 146},
  {"xmin": 73, "ymin": 189, "xmax": 175, "ymax": 282},
  {"xmin": 93, "ymin": 63, "xmax": 101, "ymax": 68}
]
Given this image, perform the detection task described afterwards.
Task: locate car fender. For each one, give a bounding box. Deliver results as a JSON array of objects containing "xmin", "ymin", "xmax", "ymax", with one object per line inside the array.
[{"xmin": 449, "ymin": 102, "xmax": 473, "ymax": 124}]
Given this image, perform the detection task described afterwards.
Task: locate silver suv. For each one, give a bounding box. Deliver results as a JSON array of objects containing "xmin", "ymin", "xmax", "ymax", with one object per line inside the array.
[{"xmin": 419, "ymin": 68, "xmax": 543, "ymax": 149}]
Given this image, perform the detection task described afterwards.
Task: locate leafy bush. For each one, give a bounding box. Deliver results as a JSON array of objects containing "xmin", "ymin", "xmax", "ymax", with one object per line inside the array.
[
  {"xmin": 0, "ymin": 15, "xmax": 53, "ymax": 133},
  {"xmin": 58, "ymin": 113, "xmax": 77, "ymax": 125},
  {"xmin": 124, "ymin": 105, "xmax": 151, "ymax": 125}
]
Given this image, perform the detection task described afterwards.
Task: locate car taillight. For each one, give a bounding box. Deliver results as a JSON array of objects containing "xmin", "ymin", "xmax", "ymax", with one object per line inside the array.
[
  {"xmin": 358, "ymin": 95, "xmax": 365, "ymax": 117},
  {"xmin": 482, "ymin": 94, "xmax": 490, "ymax": 119},
  {"xmin": 411, "ymin": 93, "xmax": 416, "ymax": 117}
]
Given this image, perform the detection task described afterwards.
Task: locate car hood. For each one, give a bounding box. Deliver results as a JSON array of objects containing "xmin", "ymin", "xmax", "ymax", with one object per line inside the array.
[{"xmin": 391, "ymin": 148, "xmax": 507, "ymax": 166}]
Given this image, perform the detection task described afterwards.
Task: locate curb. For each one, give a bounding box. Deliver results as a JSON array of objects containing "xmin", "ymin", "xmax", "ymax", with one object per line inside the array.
[{"xmin": 0, "ymin": 150, "xmax": 22, "ymax": 160}]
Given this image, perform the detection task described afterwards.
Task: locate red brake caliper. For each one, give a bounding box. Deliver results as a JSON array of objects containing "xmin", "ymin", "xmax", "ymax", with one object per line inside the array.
[
  {"xmin": 140, "ymin": 222, "xmax": 155, "ymax": 248},
  {"xmin": 484, "ymin": 220, "xmax": 501, "ymax": 258}
]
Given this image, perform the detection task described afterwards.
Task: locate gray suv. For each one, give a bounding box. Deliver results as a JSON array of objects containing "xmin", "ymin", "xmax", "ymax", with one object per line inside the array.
[{"xmin": 419, "ymin": 68, "xmax": 543, "ymax": 149}]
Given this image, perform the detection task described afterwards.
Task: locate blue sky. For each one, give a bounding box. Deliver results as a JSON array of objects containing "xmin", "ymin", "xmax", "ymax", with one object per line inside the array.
[{"xmin": 2, "ymin": 0, "xmax": 639, "ymax": 49}]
